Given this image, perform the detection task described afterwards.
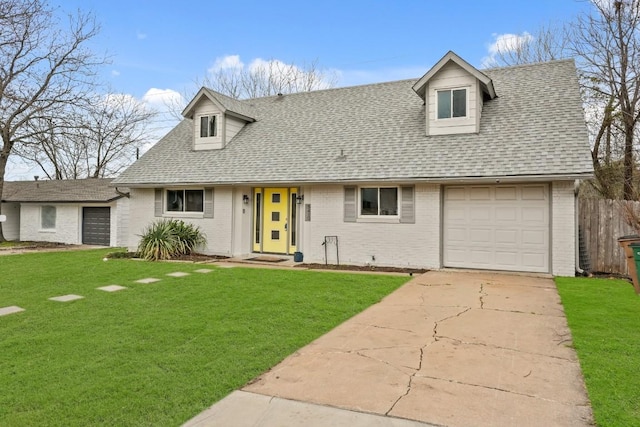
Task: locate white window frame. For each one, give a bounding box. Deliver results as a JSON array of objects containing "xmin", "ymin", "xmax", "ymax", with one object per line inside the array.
[
  {"xmin": 436, "ymin": 88, "xmax": 468, "ymax": 119},
  {"xmin": 165, "ymin": 189, "xmax": 204, "ymax": 214},
  {"xmin": 358, "ymin": 186, "xmax": 399, "ymax": 218},
  {"xmin": 40, "ymin": 205, "xmax": 56, "ymax": 230},
  {"xmin": 199, "ymin": 114, "xmax": 218, "ymax": 138}
]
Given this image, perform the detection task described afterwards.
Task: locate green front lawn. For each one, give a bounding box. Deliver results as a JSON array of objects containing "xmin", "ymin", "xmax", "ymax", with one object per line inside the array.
[
  {"xmin": 0, "ymin": 250, "xmax": 409, "ymax": 426},
  {"xmin": 556, "ymin": 276, "xmax": 640, "ymax": 426}
]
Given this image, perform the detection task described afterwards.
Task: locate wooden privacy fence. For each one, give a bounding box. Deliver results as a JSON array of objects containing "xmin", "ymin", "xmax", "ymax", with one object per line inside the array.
[{"xmin": 579, "ymin": 198, "xmax": 640, "ymax": 275}]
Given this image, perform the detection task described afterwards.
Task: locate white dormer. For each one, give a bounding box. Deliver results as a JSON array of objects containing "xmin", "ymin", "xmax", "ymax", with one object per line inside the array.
[
  {"xmin": 182, "ymin": 88, "xmax": 256, "ymax": 151},
  {"xmin": 413, "ymin": 51, "xmax": 496, "ymax": 136}
]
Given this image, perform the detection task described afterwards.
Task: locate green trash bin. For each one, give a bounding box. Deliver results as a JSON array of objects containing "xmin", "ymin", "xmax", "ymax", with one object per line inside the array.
[{"xmin": 627, "ymin": 243, "xmax": 640, "ymax": 294}]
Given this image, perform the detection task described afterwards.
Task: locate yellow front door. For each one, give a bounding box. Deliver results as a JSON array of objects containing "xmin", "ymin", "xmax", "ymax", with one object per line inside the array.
[
  {"xmin": 263, "ymin": 188, "xmax": 288, "ymax": 253},
  {"xmin": 253, "ymin": 187, "xmax": 299, "ymax": 254}
]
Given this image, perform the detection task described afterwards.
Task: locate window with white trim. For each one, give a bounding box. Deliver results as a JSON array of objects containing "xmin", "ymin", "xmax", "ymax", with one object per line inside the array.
[
  {"xmin": 199, "ymin": 115, "xmax": 218, "ymax": 137},
  {"xmin": 437, "ymin": 88, "xmax": 467, "ymax": 119},
  {"xmin": 41, "ymin": 205, "xmax": 56, "ymax": 229},
  {"xmin": 360, "ymin": 187, "xmax": 398, "ymax": 216},
  {"xmin": 166, "ymin": 189, "xmax": 204, "ymax": 212}
]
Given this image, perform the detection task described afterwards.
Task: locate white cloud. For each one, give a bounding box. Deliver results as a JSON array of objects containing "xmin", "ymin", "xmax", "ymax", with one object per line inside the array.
[
  {"xmin": 140, "ymin": 88, "xmax": 185, "ymax": 148},
  {"xmin": 142, "ymin": 88, "xmax": 184, "ymax": 108},
  {"xmin": 101, "ymin": 93, "xmax": 142, "ymax": 109},
  {"xmin": 136, "ymin": 31, "xmax": 147, "ymax": 40},
  {"xmin": 482, "ymin": 32, "xmax": 534, "ymax": 67},
  {"xmin": 207, "ymin": 55, "xmax": 337, "ymax": 94},
  {"xmin": 247, "ymin": 57, "xmax": 274, "ymax": 73},
  {"xmin": 208, "ymin": 55, "xmax": 244, "ymax": 73},
  {"xmin": 111, "ymin": 69, "xmax": 121, "ymax": 77}
]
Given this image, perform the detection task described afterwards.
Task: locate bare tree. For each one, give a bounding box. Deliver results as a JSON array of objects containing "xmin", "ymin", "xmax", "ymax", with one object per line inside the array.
[
  {"xmin": 572, "ymin": 0, "xmax": 640, "ymax": 200},
  {"xmin": 18, "ymin": 94, "xmax": 155, "ymax": 179},
  {"xmin": 487, "ymin": 1, "xmax": 640, "ymax": 200},
  {"xmin": 204, "ymin": 58, "xmax": 337, "ymax": 100},
  {"xmin": 163, "ymin": 58, "xmax": 337, "ymax": 121},
  {"xmin": 0, "ymin": 0, "xmax": 105, "ymax": 241},
  {"xmin": 485, "ymin": 24, "xmax": 570, "ymax": 67}
]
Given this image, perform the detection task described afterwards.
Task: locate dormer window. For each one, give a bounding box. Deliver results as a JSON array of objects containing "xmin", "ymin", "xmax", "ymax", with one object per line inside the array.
[
  {"xmin": 199, "ymin": 115, "xmax": 217, "ymax": 138},
  {"xmin": 437, "ymin": 88, "xmax": 467, "ymax": 119}
]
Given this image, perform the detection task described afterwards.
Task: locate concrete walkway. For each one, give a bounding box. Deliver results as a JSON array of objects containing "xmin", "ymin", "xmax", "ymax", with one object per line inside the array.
[{"xmin": 183, "ymin": 271, "xmax": 593, "ymax": 427}]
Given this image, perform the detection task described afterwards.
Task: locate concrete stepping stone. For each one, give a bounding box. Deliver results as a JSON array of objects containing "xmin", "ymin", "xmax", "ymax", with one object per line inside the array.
[
  {"xmin": 49, "ymin": 294, "xmax": 84, "ymax": 302},
  {"xmin": 167, "ymin": 272, "xmax": 190, "ymax": 277},
  {"xmin": 135, "ymin": 278, "xmax": 161, "ymax": 284},
  {"xmin": 97, "ymin": 285, "xmax": 127, "ymax": 292},
  {"xmin": 194, "ymin": 269, "xmax": 214, "ymax": 273},
  {"xmin": 0, "ymin": 306, "xmax": 25, "ymax": 316}
]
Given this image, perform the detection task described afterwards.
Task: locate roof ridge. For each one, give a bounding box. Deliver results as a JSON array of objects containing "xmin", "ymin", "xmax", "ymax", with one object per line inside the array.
[
  {"xmin": 239, "ymin": 78, "xmax": 420, "ymax": 103},
  {"xmin": 481, "ymin": 57, "xmax": 575, "ymax": 72}
]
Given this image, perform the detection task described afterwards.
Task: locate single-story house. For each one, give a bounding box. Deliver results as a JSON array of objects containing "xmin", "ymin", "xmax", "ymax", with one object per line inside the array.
[
  {"xmin": 0, "ymin": 178, "xmax": 129, "ymax": 246},
  {"xmin": 113, "ymin": 51, "xmax": 594, "ymax": 275}
]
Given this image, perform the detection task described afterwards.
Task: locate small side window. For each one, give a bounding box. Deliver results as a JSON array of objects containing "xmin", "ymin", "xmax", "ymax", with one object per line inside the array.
[{"xmin": 41, "ymin": 205, "xmax": 56, "ymax": 229}]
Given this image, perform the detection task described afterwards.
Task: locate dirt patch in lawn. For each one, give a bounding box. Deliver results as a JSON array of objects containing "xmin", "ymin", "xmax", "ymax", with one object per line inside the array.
[
  {"xmin": 106, "ymin": 251, "xmax": 229, "ymax": 263},
  {"xmin": 297, "ymin": 263, "xmax": 428, "ymax": 275},
  {"xmin": 0, "ymin": 241, "xmax": 82, "ymax": 253}
]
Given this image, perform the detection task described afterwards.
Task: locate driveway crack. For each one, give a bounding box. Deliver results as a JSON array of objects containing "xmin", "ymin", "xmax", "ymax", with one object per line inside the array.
[
  {"xmin": 433, "ymin": 307, "xmax": 471, "ymax": 342},
  {"xmin": 385, "ymin": 375, "xmax": 414, "ymax": 416},
  {"xmin": 433, "ymin": 336, "xmax": 579, "ymax": 361},
  {"xmin": 480, "ymin": 282, "xmax": 487, "ymax": 309},
  {"xmin": 416, "ymin": 375, "xmax": 578, "ymax": 405}
]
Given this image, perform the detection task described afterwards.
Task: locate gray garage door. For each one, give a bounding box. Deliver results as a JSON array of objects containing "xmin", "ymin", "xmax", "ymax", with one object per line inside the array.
[
  {"xmin": 443, "ymin": 184, "xmax": 550, "ymax": 273},
  {"xmin": 82, "ymin": 207, "xmax": 111, "ymax": 246}
]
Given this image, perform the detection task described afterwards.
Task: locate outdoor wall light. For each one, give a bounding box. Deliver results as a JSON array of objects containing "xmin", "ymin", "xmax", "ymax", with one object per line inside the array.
[
  {"xmin": 243, "ymin": 194, "xmax": 250, "ymax": 204},
  {"xmin": 296, "ymin": 195, "xmax": 304, "ymax": 204}
]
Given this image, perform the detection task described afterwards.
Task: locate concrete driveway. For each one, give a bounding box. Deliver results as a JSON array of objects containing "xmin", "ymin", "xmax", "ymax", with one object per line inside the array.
[{"xmin": 185, "ymin": 271, "xmax": 593, "ymax": 427}]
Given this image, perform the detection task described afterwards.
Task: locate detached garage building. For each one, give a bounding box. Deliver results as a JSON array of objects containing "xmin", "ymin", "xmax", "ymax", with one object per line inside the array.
[{"xmin": 0, "ymin": 178, "xmax": 129, "ymax": 247}]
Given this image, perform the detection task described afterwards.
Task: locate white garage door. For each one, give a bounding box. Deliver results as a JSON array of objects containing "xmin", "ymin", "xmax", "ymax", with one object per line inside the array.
[{"xmin": 443, "ymin": 184, "xmax": 549, "ymax": 273}]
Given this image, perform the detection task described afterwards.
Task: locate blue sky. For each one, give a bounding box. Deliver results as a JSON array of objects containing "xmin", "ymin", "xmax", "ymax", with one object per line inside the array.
[
  {"xmin": 57, "ymin": 0, "xmax": 590, "ymax": 97},
  {"xmin": 8, "ymin": 0, "xmax": 592, "ymax": 179}
]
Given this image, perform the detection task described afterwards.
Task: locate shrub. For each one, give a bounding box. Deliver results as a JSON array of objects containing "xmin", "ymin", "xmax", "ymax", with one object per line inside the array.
[
  {"xmin": 171, "ymin": 219, "xmax": 207, "ymax": 255},
  {"xmin": 137, "ymin": 219, "xmax": 206, "ymax": 261}
]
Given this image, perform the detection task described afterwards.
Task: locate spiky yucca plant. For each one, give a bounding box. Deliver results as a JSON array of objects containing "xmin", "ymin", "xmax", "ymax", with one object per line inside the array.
[
  {"xmin": 137, "ymin": 219, "xmax": 206, "ymax": 261},
  {"xmin": 172, "ymin": 220, "xmax": 207, "ymax": 255}
]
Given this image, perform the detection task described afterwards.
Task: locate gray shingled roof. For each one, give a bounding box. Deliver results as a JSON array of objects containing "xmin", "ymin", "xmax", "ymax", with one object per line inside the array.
[
  {"xmin": 2, "ymin": 178, "xmax": 126, "ymax": 203},
  {"xmin": 113, "ymin": 59, "xmax": 593, "ymax": 187},
  {"xmin": 202, "ymin": 88, "xmax": 256, "ymax": 121}
]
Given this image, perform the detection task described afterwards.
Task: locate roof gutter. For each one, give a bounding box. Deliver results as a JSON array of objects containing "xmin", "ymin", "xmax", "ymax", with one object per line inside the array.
[
  {"xmin": 112, "ymin": 172, "xmax": 595, "ymax": 189},
  {"xmin": 574, "ymin": 180, "xmax": 585, "ymax": 276}
]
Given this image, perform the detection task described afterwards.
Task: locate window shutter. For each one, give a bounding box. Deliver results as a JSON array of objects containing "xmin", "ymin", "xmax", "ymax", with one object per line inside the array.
[
  {"xmin": 203, "ymin": 188, "xmax": 214, "ymax": 218},
  {"xmin": 344, "ymin": 186, "xmax": 357, "ymax": 222},
  {"xmin": 154, "ymin": 189, "xmax": 162, "ymax": 217},
  {"xmin": 400, "ymin": 186, "xmax": 415, "ymax": 224}
]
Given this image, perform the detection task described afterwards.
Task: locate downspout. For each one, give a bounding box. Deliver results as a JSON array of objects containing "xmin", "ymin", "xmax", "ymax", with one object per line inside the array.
[
  {"xmin": 115, "ymin": 187, "xmax": 130, "ymax": 198},
  {"xmin": 575, "ymin": 180, "xmax": 585, "ymax": 275},
  {"xmin": 230, "ymin": 187, "xmax": 236, "ymax": 257}
]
